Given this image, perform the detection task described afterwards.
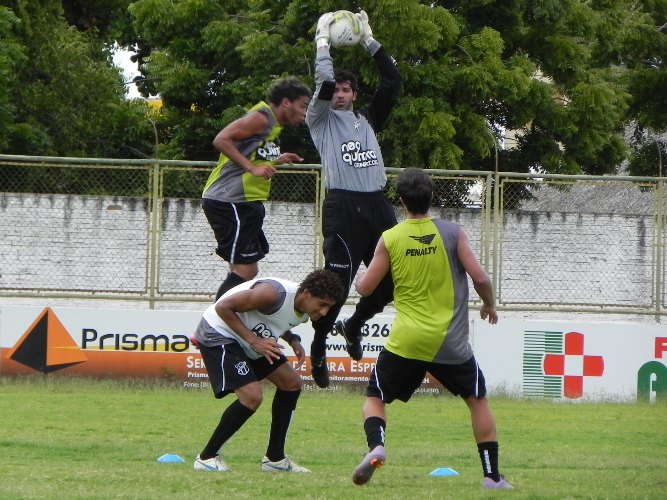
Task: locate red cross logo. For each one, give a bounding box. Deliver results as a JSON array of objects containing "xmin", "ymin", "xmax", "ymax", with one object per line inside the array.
[{"xmin": 542, "ymin": 331, "xmax": 604, "ymax": 399}]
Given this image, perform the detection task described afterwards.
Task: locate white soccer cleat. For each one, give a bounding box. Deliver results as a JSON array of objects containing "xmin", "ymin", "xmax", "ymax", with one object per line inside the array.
[
  {"xmin": 261, "ymin": 456, "xmax": 311, "ymax": 473},
  {"xmin": 194, "ymin": 454, "xmax": 230, "ymax": 472}
]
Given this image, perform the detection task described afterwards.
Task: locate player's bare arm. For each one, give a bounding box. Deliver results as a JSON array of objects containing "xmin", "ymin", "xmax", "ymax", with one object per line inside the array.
[
  {"xmin": 456, "ymin": 228, "xmax": 498, "ymax": 324},
  {"xmin": 212, "ymin": 111, "xmax": 277, "ymax": 179},
  {"xmin": 214, "ymin": 283, "xmax": 284, "ymax": 362},
  {"xmin": 356, "ymin": 237, "xmax": 390, "ymax": 297},
  {"xmin": 275, "ymin": 152, "xmax": 304, "ymax": 164},
  {"xmin": 281, "ymin": 332, "xmax": 305, "ymax": 363}
]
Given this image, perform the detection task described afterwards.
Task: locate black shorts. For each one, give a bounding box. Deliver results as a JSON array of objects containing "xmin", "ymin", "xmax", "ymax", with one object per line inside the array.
[
  {"xmin": 366, "ymin": 349, "xmax": 487, "ymax": 403},
  {"xmin": 322, "ymin": 190, "xmax": 397, "ymax": 278},
  {"xmin": 198, "ymin": 341, "xmax": 287, "ymax": 399},
  {"xmin": 202, "ymin": 198, "xmax": 269, "ymax": 264}
]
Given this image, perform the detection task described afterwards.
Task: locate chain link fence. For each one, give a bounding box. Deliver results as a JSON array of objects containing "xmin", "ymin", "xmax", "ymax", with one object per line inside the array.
[
  {"xmin": 157, "ymin": 164, "xmax": 322, "ymax": 297},
  {"xmin": 496, "ymin": 174, "xmax": 660, "ymax": 311},
  {"xmin": 0, "ymin": 155, "xmax": 663, "ymax": 315}
]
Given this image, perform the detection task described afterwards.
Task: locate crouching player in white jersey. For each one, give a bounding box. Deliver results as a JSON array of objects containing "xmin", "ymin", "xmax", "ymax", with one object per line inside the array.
[{"xmin": 191, "ymin": 269, "xmax": 344, "ymax": 473}]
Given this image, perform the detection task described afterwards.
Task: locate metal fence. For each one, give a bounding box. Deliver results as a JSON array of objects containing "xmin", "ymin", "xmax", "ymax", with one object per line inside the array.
[{"xmin": 0, "ymin": 154, "xmax": 663, "ymax": 315}]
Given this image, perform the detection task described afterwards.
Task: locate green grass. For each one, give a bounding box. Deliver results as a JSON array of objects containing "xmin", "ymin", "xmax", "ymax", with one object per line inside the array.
[{"xmin": 1, "ymin": 376, "xmax": 665, "ymax": 499}]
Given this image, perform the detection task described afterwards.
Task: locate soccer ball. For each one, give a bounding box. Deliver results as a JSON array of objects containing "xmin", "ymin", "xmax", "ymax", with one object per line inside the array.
[{"xmin": 329, "ymin": 10, "xmax": 363, "ymax": 48}]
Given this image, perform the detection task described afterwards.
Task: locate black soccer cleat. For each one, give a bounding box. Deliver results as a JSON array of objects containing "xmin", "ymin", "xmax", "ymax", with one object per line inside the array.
[
  {"xmin": 310, "ymin": 355, "xmax": 329, "ymax": 388},
  {"xmin": 335, "ymin": 319, "xmax": 363, "ymax": 361}
]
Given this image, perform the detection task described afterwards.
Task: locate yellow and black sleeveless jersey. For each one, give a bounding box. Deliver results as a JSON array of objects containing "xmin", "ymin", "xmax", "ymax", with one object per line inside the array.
[{"xmin": 383, "ymin": 217, "xmax": 473, "ymax": 363}]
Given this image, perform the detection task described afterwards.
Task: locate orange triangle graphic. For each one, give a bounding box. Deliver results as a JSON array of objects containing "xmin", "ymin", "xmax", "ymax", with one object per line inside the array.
[
  {"xmin": 5, "ymin": 307, "xmax": 87, "ymax": 370},
  {"xmin": 44, "ymin": 309, "xmax": 88, "ymax": 365}
]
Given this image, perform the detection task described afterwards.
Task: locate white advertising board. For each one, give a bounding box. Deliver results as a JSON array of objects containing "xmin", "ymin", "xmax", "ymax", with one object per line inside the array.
[{"xmin": 1, "ymin": 305, "xmax": 665, "ymax": 402}]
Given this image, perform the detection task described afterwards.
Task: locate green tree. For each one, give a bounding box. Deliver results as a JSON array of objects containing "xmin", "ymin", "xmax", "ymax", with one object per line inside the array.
[
  {"xmin": 0, "ymin": 0, "xmax": 154, "ymax": 158},
  {"xmin": 623, "ymin": 0, "xmax": 667, "ymax": 176},
  {"xmin": 0, "ymin": 6, "xmax": 25, "ymax": 152},
  {"xmin": 122, "ymin": 0, "xmax": 665, "ymax": 175},
  {"xmin": 61, "ymin": 0, "xmax": 134, "ymax": 36}
]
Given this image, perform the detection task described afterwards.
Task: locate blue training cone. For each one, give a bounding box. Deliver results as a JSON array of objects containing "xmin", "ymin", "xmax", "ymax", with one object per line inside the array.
[
  {"xmin": 157, "ymin": 453, "xmax": 185, "ymax": 463},
  {"xmin": 430, "ymin": 467, "xmax": 459, "ymax": 476}
]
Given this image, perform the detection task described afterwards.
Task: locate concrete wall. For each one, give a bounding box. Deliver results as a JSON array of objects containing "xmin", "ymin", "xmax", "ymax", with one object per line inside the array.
[
  {"xmin": 0, "ymin": 192, "xmax": 655, "ymax": 309},
  {"xmin": 500, "ymin": 211, "xmax": 652, "ymax": 307}
]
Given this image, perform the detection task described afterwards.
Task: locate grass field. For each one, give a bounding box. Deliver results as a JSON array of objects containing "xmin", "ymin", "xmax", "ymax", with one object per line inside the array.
[{"xmin": 1, "ymin": 376, "xmax": 665, "ymax": 499}]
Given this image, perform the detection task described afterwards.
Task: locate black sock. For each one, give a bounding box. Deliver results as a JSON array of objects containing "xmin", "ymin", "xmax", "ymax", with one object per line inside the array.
[
  {"xmin": 310, "ymin": 329, "xmax": 329, "ymax": 359},
  {"xmin": 215, "ymin": 272, "xmax": 247, "ymax": 300},
  {"xmin": 352, "ymin": 279, "xmax": 393, "ymax": 328},
  {"xmin": 343, "ymin": 316, "xmax": 363, "ymax": 341},
  {"xmin": 265, "ymin": 389, "xmax": 301, "ymax": 462},
  {"xmin": 200, "ymin": 399, "xmax": 255, "ymax": 459},
  {"xmin": 477, "ymin": 441, "xmax": 500, "ymax": 481},
  {"xmin": 364, "ymin": 416, "xmax": 386, "ymax": 450}
]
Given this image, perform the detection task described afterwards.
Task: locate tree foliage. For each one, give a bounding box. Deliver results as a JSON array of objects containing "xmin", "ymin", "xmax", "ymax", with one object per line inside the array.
[
  {"xmin": 118, "ymin": 0, "xmax": 666, "ymax": 175},
  {"xmin": 0, "ymin": 6, "xmax": 24, "ymax": 152},
  {"xmin": 0, "ymin": 0, "xmax": 665, "ymax": 176},
  {"xmin": 0, "ymin": 0, "xmax": 154, "ymax": 158}
]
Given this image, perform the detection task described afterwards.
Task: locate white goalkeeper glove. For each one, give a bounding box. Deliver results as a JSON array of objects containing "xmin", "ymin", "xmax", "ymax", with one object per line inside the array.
[
  {"xmin": 315, "ymin": 12, "xmax": 334, "ymax": 49},
  {"xmin": 356, "ymin": 10, "xmax": 380, "ymax": 55}
]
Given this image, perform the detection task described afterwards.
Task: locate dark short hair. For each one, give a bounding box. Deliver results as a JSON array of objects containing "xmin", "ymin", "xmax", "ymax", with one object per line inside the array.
[
  {"xmin": 297, "ymin": 269, "xmax": 345, "ymax": 303},
  {"xmin": 333, "ymin": 69, "xmax": 358, "ymax": 92},
  {"xmin": 267, "ymin": 76, "xmax": 311, "ymax": 105},
  {"xmin": 395, "ymin": 167, "xmax": 434, "ymax": 214}
]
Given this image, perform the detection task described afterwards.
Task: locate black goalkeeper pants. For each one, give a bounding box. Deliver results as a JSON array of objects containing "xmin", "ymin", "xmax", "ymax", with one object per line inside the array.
[{"xmin": 310, "ymin": 189, "xmax": 396, "ymax": 358}]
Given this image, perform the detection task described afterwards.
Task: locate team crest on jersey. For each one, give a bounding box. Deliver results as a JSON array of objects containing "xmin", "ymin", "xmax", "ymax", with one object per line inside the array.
[
  {"xmin": 235, "ymin": 361, "xmax": 250, "ymax": 376},
  {"xmin": 409, "ymin": 234, "xmax": 436, "ymax": 245}
]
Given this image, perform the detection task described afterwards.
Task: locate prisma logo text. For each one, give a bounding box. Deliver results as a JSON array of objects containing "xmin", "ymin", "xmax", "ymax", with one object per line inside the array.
[{"xmin": 81, "ymin": 328, "xmax": 190, "ymax": 352}]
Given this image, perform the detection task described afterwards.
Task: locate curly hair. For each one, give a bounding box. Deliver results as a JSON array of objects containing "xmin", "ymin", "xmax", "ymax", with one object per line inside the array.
[
  {"xmin": 267, "ymin": 76, "xmax": 311, "ymax": 105},
  {"xmin": 297, "ymin": 269, "xmax": 345, "ymax": 303}
]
